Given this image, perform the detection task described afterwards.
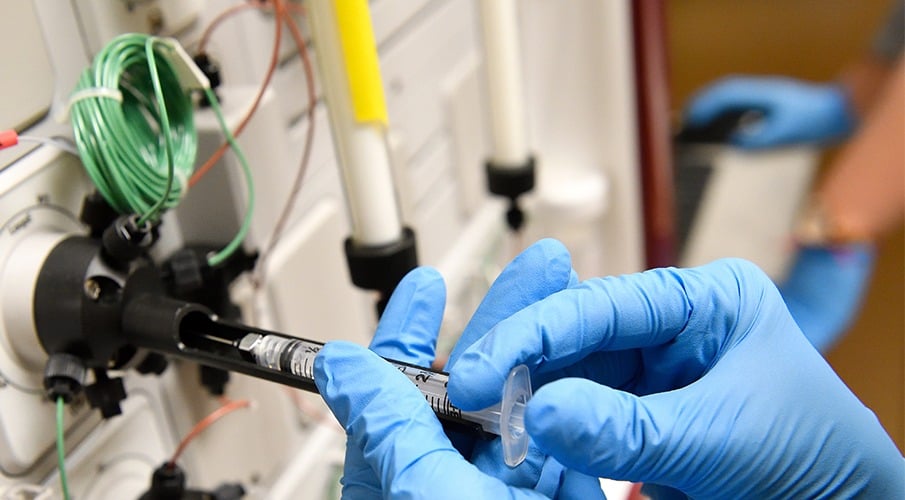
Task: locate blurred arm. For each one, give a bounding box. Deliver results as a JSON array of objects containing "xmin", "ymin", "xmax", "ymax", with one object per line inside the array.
[{"xmin": 800, "ymin": 56, "xmax": 905, "ymax": 244}]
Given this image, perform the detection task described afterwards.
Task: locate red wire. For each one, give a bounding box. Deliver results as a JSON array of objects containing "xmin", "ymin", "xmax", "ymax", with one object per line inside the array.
[
  {"xmin": 197, "ymin": 1, "xmax": 263, "ymax": 54},
  {"xmin": 251, "ymin": 3, "xmax": 317, "ymax": 285},
  {"xmin": 168, "ymin": 398, "xmax": 251, "ymax": 467},
  {"xmin": 189, "ymin": 0, "xmax": 286, "ymax": 187}
]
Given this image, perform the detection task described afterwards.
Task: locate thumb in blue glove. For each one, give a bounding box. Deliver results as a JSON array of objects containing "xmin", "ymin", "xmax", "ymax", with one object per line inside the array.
[
  {"xmin": 685, "ymin": 76, "xmax": 856, "ymax": 149},
  {"xmin": 450, "ymin": 257, "xmax": 903, "ymax": 498}
]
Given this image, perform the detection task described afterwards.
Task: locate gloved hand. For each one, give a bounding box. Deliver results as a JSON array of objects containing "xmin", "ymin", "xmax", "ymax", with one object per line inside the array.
[
  {"xmin": 449, "ymin": 256, "xmax": 904, "ymax": 498},
  {"xmin": 780, "ymin": 243, "xmax": 875, "ymax": 352},
  {"xmin": 318, "ymin": 240, "xmax": 605, "ymax": 498},
  {"xmin": 685, "ymin": 76, "xmax": 856, "ymax": 148}
]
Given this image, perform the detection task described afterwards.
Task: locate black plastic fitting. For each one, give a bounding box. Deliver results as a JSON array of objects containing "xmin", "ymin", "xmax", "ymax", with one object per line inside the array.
[
  {"xmin": 141, "ymin": 463, "xmax": 187, "ymax": 500},
  {"xmin": 84, "ymin": 369, "xmax": 127, "ymax": 418},
  {"xmin": 80, "ymin": 192, "xmax": 119, "ymax": 239},
  {"xmin": 140, "ymin": 462, "xmax": 245, "ymax": 500},
  {"xmin": 102, "ymin": 215, "xmax": 156, "ymax": 268},
  {"xmin": 485, "ymin": 156, "xmax": 536, "ymax": 232},
  {"xmin": 193, "ymin": 52, "xmax": 222, "ymax": 108},
  {"xmin": 43, "ymin": 353, "xmax": 87, "ymax": 403},
  {"xmin": 344, "ymin": 227, "xmax": 418, "ymax": 315}
]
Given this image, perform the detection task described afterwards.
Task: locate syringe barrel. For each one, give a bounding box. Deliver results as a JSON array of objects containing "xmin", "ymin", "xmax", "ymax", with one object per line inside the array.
[
  {"xmin": 240, "ymin": 333, "xmax": 477, "ymax": 427},
  {"xmin": 240, "ymin": 332, "xmax": 530, "ymax": 467}
]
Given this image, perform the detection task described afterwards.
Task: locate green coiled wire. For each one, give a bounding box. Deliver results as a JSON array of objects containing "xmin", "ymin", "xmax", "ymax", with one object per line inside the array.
[
  {"xmin": 69, "ymin": 33, "xmax": 254, "ymax": 267},
  {"xmin": 70, "ymin": 33, "xmax": 196, "ymax": 225}
]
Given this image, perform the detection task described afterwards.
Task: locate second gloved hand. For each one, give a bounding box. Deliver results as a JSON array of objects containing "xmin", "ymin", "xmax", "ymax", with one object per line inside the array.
[
  {"xmin": 449, "ymin": 256, "xmax": 903, "ymax": 498},
  {"xmin": 685, "ymin": 76, "xmax": 856, "ymax": 148}
]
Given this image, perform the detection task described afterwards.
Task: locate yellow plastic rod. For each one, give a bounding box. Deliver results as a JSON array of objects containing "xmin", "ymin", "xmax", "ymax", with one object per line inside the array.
[{"xmin": 334, "ymin": 0, "xmax": 388, "ymax": 126}]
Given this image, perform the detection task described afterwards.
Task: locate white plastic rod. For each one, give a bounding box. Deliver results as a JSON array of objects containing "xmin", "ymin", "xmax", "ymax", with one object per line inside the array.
[
  {"xmin": 307, "ymin": 0, "xmax": 402, "ymax": 246},
  {"xmin": 479, "ymin": 0, "xmax": 529, "ymax": 167}
]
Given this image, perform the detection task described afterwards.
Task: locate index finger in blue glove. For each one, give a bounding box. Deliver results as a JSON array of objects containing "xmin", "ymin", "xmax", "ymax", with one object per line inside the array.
[
  {"xmin": 370, "ymin": 266, "xmax": 446, "ymax": 366},
  {"xmin": 315, "ymin": 342, "xmax": 544, "ymax": 499},
  {"xmin": 446, "ymin": 238, "xmax": 575, "ymax": 369},
  {"xmin": 449, "ymin": 258, "xmax": 772, "ymax": 410}
]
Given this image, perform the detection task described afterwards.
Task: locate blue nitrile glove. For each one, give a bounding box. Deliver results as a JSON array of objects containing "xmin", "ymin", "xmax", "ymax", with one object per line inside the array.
[
  {"xmin": 780, "ymin": 244, "xmax": 876, "ymax": 352},
  {"xmin": 321, "ymin": 240, "xmax": 605, "ymax": 498},
  {"xmin": 685, "ymin": 76, "xmax": 856, "ymax": 148},
  {"xmin": 449, "ymin": 257, "xmax": 904, "ymax": 498}
]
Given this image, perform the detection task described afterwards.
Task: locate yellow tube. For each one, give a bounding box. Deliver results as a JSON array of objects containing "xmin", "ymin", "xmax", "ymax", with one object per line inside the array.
[{"xmin": 334, "ymin": 0, "xmax": 388, "ymax": 126}]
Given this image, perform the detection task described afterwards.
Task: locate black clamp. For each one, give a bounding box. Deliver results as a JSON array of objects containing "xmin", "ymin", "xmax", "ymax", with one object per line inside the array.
[
  {"xmin": 485, "ymin": 156, "xmax": 536, "ymax": 231},
  {"xmin": 193, "ymin": 52, "xmax": 222, "ymax": 108},
  {"xmin": 84, "ymin": 369, "xmax": 128, "ymax": 418},
  {"xmin": 344, "ymin": 227, "xmax": 418, "ymax": 315}
]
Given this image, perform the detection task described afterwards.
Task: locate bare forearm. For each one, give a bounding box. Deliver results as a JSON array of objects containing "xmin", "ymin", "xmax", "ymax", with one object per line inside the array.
[{"xmin": 818, "ymin": 57, "xmax": 905, "ymax": 242}]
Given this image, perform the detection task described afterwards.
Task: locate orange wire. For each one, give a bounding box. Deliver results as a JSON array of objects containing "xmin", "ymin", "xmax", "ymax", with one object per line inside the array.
[
  {"xmin": 189, "ymin": 0, "xmax": 287, "ymax": 187},
  {"xmin": 168, "ymin": 398, "xmax": 251, "ymax": 468},
  {"xmin": 197, "ymin": 1, "xmax": 264, "ymax": 54},
  {"xmin": 252, "ymin": 4, "xmax": 317, "ymax": 285}
]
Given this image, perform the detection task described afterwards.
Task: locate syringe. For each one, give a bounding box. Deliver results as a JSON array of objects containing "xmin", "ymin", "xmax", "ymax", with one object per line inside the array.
[{"xmin": 236, "ymin": 332, "xmax": 532, "ymax": 467}]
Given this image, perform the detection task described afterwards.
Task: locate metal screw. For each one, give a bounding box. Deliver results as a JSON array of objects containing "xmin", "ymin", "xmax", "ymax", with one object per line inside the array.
[{"xmin": 83, "ymin": 279, "xmax": 101, "ymax": 301}]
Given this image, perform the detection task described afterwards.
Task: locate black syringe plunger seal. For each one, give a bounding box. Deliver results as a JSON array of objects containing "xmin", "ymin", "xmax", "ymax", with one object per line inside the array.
[
  {"xmin": 43, "ymin": 353, "xmax": 87, "ymax": 403},
  {"xmin": 344, "ymin": 227, "xmax": 418, "ymax": 297},
  {"xmin": 485, "ymin": 156, "xmax": 536, "ymax": 201}
]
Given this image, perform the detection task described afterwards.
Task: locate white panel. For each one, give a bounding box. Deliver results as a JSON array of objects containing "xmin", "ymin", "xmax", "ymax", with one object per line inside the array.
[
  {"xmin": 371, "ymin": 0, "xmax": 433, "ymax": 46},
  {"xmin": 444, "ymin": 52, "xmax": 490, "ymax": 217},
  {"xmin": 158, "ymin": 363, "xmax": 308, "ymax": 491},
  {"xmin": 404, "ymin": 136, "xmax": 466, "ymax": 266},
  {"xmin": 0, "ymin": 151, "xmax": 94, "ymax": 475},
  {"xmin": 264, "ymin": 198, "xmax": 371, "ymax": 346},
  {"xmin": 72, "ymin": 0, "xmax": 202, "ymax": 54},
  {"xmin": 521, "ymin": 0, "xmax": 643, "ymax": 275},
  {"xmin": 381, "ymin": 0, "xmax": 479, "ymax": 163},
  {"xmin": 181, "ymin": 86, "xmax": 293, "ymax": 249},
  {"xmin": 0, "ymin": 3, "xmax": 53, "ymax": 130},
  {"xmin": 45, "ymin": 390, "xmax": 172, "ymax": 500}
]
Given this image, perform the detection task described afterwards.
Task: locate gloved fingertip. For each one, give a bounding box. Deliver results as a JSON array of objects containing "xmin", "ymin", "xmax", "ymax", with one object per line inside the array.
[
  {"xmin": 314, "ymin": 341, "xmax": 375, "ymax": 424},
  {"xmin": 526, "ymin": 379, "xmax": 660, "ymax": 480},
  {"xmin": 515, "ymin": 238, "xmax": 574, "ymax": 287},
  {"xmin": 559, "ymin": 469, "xmax": 609, "ymax": 500},
  {"xmin": 532, "ymin": 237, "xmax": 570, "ymax": 255},
  {"xmin": 448, "ymin": 348, "xmax": 508, "ymax": 411},
  {"xmin": 568, "ymin": 269, "xmax": 580, "ymax": 287},
  {"xmin": 376, "ymin": 266, "xmax": 446, "ymax": 325},
  {"xmin": 525, "ymin": 380, "xmax": 598, "ymax": 460},
  {"xmin": 371, "ymin": 266, "xmax": 445, "ymax": 364}
]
